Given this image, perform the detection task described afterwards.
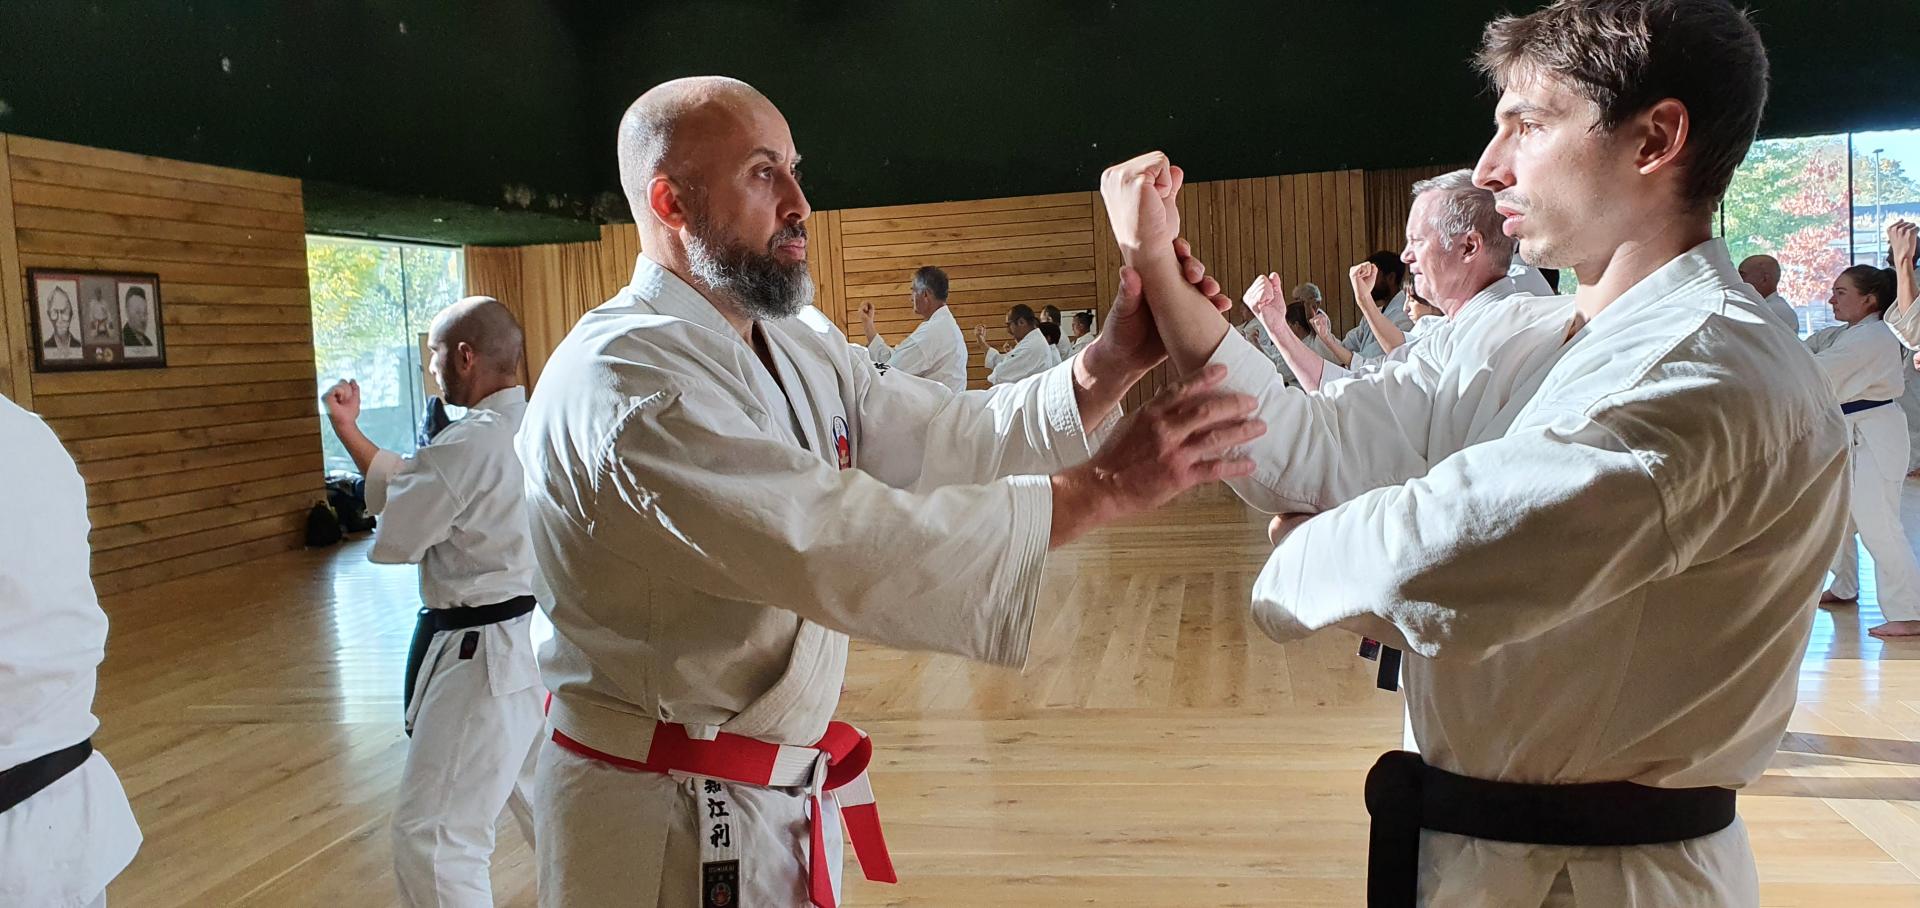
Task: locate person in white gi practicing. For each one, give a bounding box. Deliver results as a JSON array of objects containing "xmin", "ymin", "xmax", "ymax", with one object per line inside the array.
[
  {"xmin": 1338, "ymin": 252, "xmax": 1414, "ymax": 360},
  {"xmin": 859, "ymin": 265, "xmax": 968, "ymax": 392},
  {"xmin": 324, "ymin": 297, "xmax": 543, "ymax": 908},
  {"xmin": 1070, "ymin": 311, "xmax": 1098, "ymax": 354},
  {"xmin": 517, "ymin": 76, "xmax": 1260, "ymax": 908},
  {"xmin": 1099, "ymin": 0, "xmax": 1849, "ymax": 903},
  {"xmin": 1040, "ymin": 305, "xmax": 1077, "ymax": 362},
  {"xmin": 1, "ymin": 396, "xmax": 141, "ymax": 908},
  {"xmin": 1736, "ymin": 254, "xmax": 1800, "ymax": 333},
  {"xmin": 976, "ymin": 303, "xmax": 1059, "ymax": 384},
  {"xmin": 1806, "ymin": 265, "xmax": 1920, "ymax": 638},
  {"xmin": 1250, "ymin": 169, "xmax": 1534, "ymax": 392}
]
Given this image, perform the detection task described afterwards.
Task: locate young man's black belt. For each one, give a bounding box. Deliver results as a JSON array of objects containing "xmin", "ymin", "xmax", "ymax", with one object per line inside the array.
[
  {"xmin": 1842, "ymin": 398, "xmax": 1894, "ymax": 415},
  {"xmin": 0, "ymin": 739, "xmax": 94, "ymax": 814},
  {"xmin": 402, "ymin": 595, "xmax": 538, "ymax": 717},
  {"xmin": 1363, "ymin": 750, "xmax": 1737, "ymax": 907}
]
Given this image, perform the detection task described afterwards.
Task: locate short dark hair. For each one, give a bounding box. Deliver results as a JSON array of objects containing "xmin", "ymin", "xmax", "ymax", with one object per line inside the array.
[
  {"xmin": 1475, "ymin": 0, "xmax": 1769, "ymax": 209},
  {"xmin": 1366, "ymin": 250, "xmax": 1407, "ymax": 282},
  {"xmin": 1007, "ymin": 304, "xmax": 1037, "ymax": 327},
  {"xmin": 1841, "ymin": 265, "xmax": 1897, "ymax": 313},
  {"xmin": 125, "ymin": 287, "xmax": 148, "ymax": 302},
  {"xmin": 1074, "ymin": 311, "xmax": 1094, "ymax": 330},
  {"xmin": 913, "ymin": 266, "xmax": 949, "ymax": 301},
  {"xmin": 1041, "ymin": 304, "xmax": 1062, "ymax": 323},
  {"xmin": 1038, "ymin": 321, "xmax": 1061, "ymax": 345},
  {"xmin": 1283, "ymin": 301, "xmax": 1313, "ymax": 335}
]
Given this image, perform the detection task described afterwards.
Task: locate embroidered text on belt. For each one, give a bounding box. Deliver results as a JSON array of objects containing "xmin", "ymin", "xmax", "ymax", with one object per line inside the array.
[{"xmin": 552, "ymin": 720, "xmax": 896, "ymax": 908}]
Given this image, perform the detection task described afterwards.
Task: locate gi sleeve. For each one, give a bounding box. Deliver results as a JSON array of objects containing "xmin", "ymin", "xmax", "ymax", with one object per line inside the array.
[
  {"xmin": 1248, "ymin": 413, "xmax": 1677, "ymax": 661},
  {"xmin": 366, "ymin": 443, "xmax": 469, "ymax": 566}
]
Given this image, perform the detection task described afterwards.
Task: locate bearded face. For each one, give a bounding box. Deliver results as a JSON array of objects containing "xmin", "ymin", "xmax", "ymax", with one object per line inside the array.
[{"xmin": 683, "ymin": 201, "xmax": 815, "ymax": 321}]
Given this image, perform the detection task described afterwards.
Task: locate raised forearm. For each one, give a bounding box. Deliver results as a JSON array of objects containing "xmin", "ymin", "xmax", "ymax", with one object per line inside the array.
[{"xmin": 1131, "ymin": 247, "xmax": 1230, "ymax": 376}]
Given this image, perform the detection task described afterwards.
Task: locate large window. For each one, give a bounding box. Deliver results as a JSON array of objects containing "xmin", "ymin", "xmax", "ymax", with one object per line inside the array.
[
  {"xmin": 308, "ymin": 237, "xmax": 466, "ymax": 473},
  {"xmin": 1721, "ymin": 128, "xmax": 1920, "ymax": 335}
]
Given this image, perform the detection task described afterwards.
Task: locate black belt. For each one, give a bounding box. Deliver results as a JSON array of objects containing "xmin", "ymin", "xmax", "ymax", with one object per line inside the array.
[
  {"xmin": 0, "ymin": 739, "xmax": 93, "ymax": 814},
  {"xmin": 1842, "ymin": 398, "xmax": 1894, "ymax": 415},
  {"xmin": 403, "ymin": 595, "xmax": 537, "ymax": 719},
  {"xmin": 1364, "ymin": 751, "xmax": 1736, "ymax": 907}
]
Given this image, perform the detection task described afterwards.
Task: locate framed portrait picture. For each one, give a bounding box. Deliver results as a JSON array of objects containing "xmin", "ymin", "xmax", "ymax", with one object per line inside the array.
[{"xmin": 28, "ymin": 269, "xmax": 166, "ymax": 371}]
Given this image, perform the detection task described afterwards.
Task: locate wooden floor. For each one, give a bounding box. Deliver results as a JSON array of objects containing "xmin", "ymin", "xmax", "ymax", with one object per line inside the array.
[{"xmin": 93, "ymin": 485, "xmax": 1920, "ymax": 907}]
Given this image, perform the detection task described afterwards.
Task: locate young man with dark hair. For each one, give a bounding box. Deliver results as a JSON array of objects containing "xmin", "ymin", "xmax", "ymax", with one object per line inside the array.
[{"xmin": 1102, "ymin": 1, "xmax": 1848, "ymax": 903}]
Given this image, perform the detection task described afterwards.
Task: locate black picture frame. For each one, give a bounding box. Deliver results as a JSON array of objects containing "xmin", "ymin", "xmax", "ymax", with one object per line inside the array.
[{"xmin": 27, "ymin": 268, "xmax": 167, "ymax": 372}]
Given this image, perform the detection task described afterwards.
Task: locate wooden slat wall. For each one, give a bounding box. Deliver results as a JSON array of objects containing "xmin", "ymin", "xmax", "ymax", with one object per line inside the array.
[
  {"xmin": 1115, "ymin": 171, "xmax": 1371, "ymax": 404},
  {"xmin": 473, "ymin": 168, "xmax": 1388, "ymax": 398},
  {"xmin": 0, "ymin": 135, "xmax": 322, "ymax": 595},
  {"xmin": 830, "ymin": 192, "xmax": 1094, "ymax": 389}
]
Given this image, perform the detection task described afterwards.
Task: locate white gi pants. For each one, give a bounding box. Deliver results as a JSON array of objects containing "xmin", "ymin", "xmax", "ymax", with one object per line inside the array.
[
  {"xmin": 1826, "ymin": 407, "xmax": 1920, "ymax": 620},
  {"xmin": 393, "ymin": 615, "xmax": 545, "ymax": 908}
]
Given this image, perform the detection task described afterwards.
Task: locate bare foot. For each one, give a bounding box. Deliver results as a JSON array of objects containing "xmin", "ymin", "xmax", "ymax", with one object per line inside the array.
[
  {"xmin": 1819, "ymin": 590, "xmax": 1858, "ymax": 606},
  {"xmin": 1868, "ymin": 620, "xmax": 1920, "ymax": 638}
]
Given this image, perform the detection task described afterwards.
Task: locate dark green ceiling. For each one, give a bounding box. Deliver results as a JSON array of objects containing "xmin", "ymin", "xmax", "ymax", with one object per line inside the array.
[{"xmin": 1, "ymin": 1, "xmax": 1913, "ymax": 246}]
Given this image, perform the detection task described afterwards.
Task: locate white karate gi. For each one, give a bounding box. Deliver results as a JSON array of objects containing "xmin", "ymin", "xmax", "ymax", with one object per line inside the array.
[
  {"xmin": 866, "ymin": 305, "xmax": 968, "ymax": 392},
  {"xmin": 1322, "ymin": 277, "xmax": 1536, "ymax": 385},
  {"xmin": 984, "ymin": 329, "xmax": 1057, "ymax": 385},
  {"xmin": 1806, "ymin": 314, "xmax": 1920, "ymax": 621},
  {"xmin": 1342, "ymin": 289, "xmax": 1415, "ymax": 359},
  {"xmin": 1509, "ymin": 260, "xmax": 1558, "ymax": 297},
  {"xmin": 518, "ymin": 255, "xmax": 1110, "ymax": 906},
  {"xmin": 1760, "ymin": 292, "xmax": 1799, "ymax": 334},
  {"xmin": 1218, "ymin": 241, "xmax": 1850, "ymax": 906},
  {"xmin": 0, "ymin": 395, "xmax": 141, "ymax": 908},
  {"xmin": 365, "ymin": 386, "xmax": 544, "ymax": 908}
]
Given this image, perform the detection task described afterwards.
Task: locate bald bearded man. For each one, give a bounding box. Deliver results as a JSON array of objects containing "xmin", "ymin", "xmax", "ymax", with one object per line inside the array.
[
  {"xmin": 325, "ymin": 297, "xmax": 543, "ymax": 908},
  {"xmin": 518, "ymin": 77, "xmax": 1259, "ymax": 908}
]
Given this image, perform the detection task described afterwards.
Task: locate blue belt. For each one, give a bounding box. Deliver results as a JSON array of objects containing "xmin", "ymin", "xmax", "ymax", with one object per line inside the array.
[{"xmin": 1842, "ymin": 398, "xmax": 1895, "ymax": 415}]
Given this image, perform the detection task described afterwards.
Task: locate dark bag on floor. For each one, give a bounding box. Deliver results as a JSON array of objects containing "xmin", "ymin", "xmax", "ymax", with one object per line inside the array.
[{"xmin": 305, "ymin": 501, "xmax": 343, "ymax": 547}]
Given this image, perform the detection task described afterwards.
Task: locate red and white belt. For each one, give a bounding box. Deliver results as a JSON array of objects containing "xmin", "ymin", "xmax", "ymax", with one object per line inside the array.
[{"xmin": 552, "ymin": 720, "xmax": 897, "ymax": 908}]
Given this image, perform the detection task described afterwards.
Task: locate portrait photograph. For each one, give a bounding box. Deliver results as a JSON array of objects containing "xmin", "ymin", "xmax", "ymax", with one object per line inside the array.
[{"xmin": 33, "ymin": 275, "xmax": 82, "ymax": 363}]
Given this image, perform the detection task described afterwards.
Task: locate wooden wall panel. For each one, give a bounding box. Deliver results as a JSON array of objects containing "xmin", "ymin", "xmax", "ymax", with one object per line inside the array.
[
  {"xmin": 0, "ymin": 135, "xmax": 27, "ymax": 405},
  {"xmin": 833, "ymin": 191, "xmax": 1095, "ymax": 389},
  {"xmin": 2, "ymin": 135, "xmax": 323, "ymax": 593}
]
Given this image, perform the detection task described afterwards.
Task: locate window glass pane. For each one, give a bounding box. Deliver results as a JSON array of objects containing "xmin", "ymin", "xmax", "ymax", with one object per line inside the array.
[
  {"xmin": 1722, "ymin": 134, "xmax": 1851, "ymax": 336},
  {"xmin": 308, "ymin": 237, "xmax": 466, "ymax": 474},
  {"xmin": 1851, "ymin": 130, "xmax": 1920, "ymax": 269}
]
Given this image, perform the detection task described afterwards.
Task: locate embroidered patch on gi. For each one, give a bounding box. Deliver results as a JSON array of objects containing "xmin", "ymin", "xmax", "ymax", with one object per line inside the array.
[
  {"xmin": 702, "ymin": 859, "xmax": 740, "ymax": 907},
  {"xmin": 831, "ymin": 415, "xmax": 852, "ymax": 470}
]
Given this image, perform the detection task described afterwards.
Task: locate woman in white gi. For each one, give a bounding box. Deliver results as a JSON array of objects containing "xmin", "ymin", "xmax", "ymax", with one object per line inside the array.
[{"xmin": 1807, "ymin": 265, "xmax": 1920, "ymax": 638}]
